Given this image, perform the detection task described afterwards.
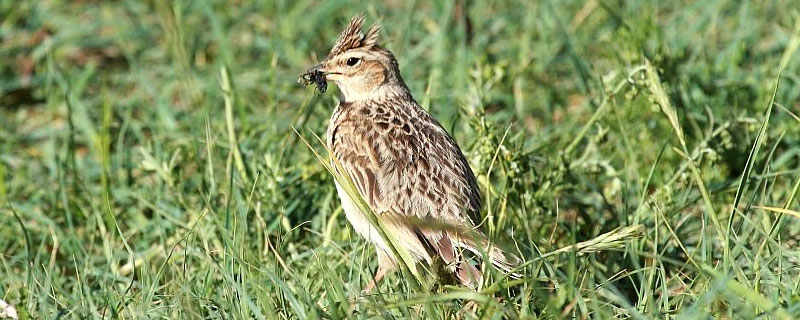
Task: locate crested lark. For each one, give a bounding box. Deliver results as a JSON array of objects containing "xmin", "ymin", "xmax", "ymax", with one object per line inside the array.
[{"xmin": 300, "ymin": 15, "xmax": 520, "ymax": 292}]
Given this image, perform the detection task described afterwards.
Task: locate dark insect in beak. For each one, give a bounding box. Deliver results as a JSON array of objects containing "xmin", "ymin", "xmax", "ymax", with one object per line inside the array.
[{"xmin": 298, "ymin": 68, "xmax": 328, "ymax": 93}]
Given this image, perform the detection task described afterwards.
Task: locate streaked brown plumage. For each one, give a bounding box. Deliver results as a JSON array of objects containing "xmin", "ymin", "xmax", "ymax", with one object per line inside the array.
[{"xmin": 300, "ymin": 14, "xmax": 520, "ymax": 292}]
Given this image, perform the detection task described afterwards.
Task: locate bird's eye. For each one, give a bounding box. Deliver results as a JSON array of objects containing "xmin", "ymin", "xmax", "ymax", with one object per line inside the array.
[{"xmin": 346, "ymin": 57, "xmax": 361, "ymax": 67}]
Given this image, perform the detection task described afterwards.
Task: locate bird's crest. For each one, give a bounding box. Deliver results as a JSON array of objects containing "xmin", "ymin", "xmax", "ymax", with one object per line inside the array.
[{"xmin": 327, "ymin": 14, "xmax": 381, "ymax": 58}]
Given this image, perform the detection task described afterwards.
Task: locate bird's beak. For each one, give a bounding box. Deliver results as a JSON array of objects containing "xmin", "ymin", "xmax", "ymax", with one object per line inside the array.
[{"xmin": 306, "ymin": 63, "xmax": 324, "ymax": 74}]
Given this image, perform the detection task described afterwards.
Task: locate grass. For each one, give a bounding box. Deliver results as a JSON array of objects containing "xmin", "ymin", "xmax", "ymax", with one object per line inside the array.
[{"xmin": 2, "ymin": 0, "xmax": 800, "ymax": 318}]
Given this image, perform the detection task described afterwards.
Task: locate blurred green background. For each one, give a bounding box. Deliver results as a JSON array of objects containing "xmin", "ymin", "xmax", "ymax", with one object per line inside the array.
[{"xmin": 1, "ymin": 0, "xmax": 800, "ymax": 318}]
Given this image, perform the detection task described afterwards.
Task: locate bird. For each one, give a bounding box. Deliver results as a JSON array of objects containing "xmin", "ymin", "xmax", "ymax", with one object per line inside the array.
[{"xmin": 299, "ymin": 14, "xmax": 521, "ymax": 293}]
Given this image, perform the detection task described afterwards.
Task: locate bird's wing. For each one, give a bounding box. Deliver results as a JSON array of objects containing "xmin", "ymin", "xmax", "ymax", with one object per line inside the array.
[{"xmin": 330, "ymin": 103, "xmax": 481, "ymax": 228}]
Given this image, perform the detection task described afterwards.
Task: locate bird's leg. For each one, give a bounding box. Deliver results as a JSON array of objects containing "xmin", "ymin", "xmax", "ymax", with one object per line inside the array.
[
  {"xmin": 362, "ymin": 266, "xmax": 389, "ymax": 293},
  {"xmin": 362, "ymin": 249, "xmax": 396, "ymax": 294}
]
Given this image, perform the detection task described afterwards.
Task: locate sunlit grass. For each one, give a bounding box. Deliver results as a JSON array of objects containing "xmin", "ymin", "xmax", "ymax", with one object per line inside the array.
[{"xmin": 1, "ymin": 1, "xmax": 800, "ymax": 319}]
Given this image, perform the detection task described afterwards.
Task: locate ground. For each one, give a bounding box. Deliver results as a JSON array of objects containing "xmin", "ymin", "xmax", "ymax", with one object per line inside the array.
[{"xmin": 1, "ymin": 0, "xmax": 800, "ymax": 319}]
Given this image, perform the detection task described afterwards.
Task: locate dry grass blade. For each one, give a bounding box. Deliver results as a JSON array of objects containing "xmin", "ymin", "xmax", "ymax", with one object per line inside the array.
[
  {"xmin": 644, "ymin": 58, "xmax": 726, "ymax": 264},
  {"xmin": 754, "ymin": 206, "xmax": 800, "ymax": 219},
  {"xmin": 645, "ymin": 60, "xmax": 684, "ymax": 144},
  {"xmin": 542, "ymin": 224, "xmax": 645, "ymax": 258}
]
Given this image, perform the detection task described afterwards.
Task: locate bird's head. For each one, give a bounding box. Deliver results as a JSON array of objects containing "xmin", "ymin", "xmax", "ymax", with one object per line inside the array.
[{"xmin": 299, "ymin": 15, "xmax": 405, "ymax": 103}]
